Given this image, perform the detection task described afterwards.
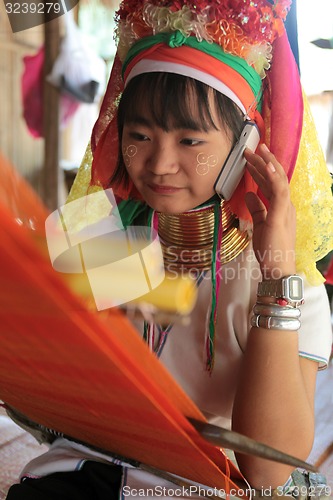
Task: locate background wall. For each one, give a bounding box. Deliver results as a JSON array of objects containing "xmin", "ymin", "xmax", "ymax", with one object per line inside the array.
[{"xmin": 0, "ymin": 2, "xmax": 44, "ymax": 194}]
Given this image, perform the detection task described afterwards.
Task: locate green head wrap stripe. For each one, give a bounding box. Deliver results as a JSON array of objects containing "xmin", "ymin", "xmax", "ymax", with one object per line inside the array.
[{"xmin": 122, "ymin": 31, "xmax": 262, "ymax": 102}]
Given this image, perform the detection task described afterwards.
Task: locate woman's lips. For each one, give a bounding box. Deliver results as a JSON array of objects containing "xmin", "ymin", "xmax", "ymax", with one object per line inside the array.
[{"xmin": 148, "ymin": 183, "xmax": 184, "ymax": 194}]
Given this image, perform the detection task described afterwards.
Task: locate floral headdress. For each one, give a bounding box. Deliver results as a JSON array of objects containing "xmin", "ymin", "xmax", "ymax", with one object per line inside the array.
[{"xmin": 116, "ymin": 0, "xmax": 291, "ymax": 77}]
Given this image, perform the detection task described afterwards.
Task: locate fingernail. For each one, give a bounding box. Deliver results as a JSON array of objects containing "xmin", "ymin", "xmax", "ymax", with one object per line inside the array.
[
  {"xmin": 267, "ymin": 162, "xmax": 276, "ymax": 173},
  {"xmin": 261, "ymin": 144, "xmax": 270, "ymax": 152}
]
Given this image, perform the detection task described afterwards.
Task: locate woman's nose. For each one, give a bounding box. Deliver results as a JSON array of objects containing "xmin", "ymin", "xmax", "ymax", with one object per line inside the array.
[{"xmin": 147, "ymin": 144, "xmax": 179, "ymax": 175}]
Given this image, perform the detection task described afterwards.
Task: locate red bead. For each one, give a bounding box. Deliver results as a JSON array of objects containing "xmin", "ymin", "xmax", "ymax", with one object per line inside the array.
[{"xmin": 277, "ymin": 298, "xmax": 289, "ymax": 306}]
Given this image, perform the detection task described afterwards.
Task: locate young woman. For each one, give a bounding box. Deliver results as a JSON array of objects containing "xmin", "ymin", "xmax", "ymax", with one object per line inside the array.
[{"xmin": 6, "ymin": 0, "xmax": 333, "ymax": 498}]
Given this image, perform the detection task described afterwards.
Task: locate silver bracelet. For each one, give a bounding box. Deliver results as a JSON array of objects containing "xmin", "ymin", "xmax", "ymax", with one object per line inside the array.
[
  {"xmin": 251, "ymin": 314, "xmax": 301, "ymax": 331},
  {"xmin": 253, "ymin": 303, "xmax": 301, "ymax": 319}
]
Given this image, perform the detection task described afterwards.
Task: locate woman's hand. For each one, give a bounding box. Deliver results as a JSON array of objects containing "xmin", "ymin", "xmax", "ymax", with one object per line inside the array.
[{"xmin": 244, "ymin": 144, "xmax": 296, "ymax": 279}]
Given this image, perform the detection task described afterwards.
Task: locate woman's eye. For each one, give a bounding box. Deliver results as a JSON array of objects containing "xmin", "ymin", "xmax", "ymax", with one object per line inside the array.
[
  {"xmin": 130, "ymin": 132, "xmax": 150, "ymax": 141},
  {"xmin": 181, "ymin": 138, "xmax": 203, "ymax": 146}
]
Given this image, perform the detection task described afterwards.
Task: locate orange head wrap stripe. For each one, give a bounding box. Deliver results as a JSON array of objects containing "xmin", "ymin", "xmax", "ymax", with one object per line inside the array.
[{"xmin": 124, "ymin": 44, "xmax": 259, "ymax": 120}]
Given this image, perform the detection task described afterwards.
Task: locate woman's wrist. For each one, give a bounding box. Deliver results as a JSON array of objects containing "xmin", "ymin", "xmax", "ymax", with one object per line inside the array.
[{"xmin": 259, "ymin": 266, "xmax": 296, "ymax": 281}]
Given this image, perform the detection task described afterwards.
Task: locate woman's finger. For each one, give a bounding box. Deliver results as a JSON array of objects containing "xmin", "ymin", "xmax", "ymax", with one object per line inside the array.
[
  {"xmin": 245, "ymin": 145, "xmax": 290, "ymax": 203},
  {"xmin": 245, "ymin": 192, "xmax": 267, "ymax": 225}
]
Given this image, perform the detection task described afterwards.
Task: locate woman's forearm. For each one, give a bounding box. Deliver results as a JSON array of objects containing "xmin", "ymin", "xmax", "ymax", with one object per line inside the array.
[{"xmin": 232, "ymin": 325, "xmax": 317, "ymax": 489}]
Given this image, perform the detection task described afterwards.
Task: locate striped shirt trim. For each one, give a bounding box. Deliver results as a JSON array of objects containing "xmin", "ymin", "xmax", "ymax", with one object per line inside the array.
[{"xmin": 299, "ymin": 351, "xmax": 328, "ymax": 369}]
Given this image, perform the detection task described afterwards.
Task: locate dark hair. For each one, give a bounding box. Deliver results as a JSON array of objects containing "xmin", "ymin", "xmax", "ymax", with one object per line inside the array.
[{"xmin": 110, "ymin": 72, "xmax": 244, "ymax": 189}]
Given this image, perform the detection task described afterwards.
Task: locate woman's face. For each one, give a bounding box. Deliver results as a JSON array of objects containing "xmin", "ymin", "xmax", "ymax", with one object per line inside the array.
[{"xmin": 121, "ymin": 92, "xmax": 233, "ymax": 214}]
